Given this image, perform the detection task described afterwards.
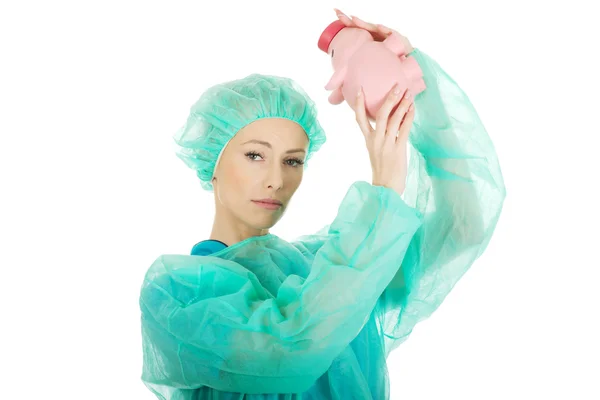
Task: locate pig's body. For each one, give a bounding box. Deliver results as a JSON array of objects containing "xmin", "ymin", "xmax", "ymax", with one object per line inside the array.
[{"xmin": 324, "ymin": 30, "xmax": 426, "ymax": 119}]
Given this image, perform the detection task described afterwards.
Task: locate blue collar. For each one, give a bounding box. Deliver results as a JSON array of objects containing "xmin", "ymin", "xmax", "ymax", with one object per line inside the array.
[{"xmin": 190, "ymin": 239, "xmax": 228, "ymax": 256}]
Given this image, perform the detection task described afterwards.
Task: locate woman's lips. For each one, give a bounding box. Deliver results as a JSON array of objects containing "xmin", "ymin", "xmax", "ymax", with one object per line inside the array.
[{"xmin": 252, "ymin": 200, "xmax": 282, "ymax": 210}]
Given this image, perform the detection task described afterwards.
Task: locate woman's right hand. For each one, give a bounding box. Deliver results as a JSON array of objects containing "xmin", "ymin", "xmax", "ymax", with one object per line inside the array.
[
  {"xmin": 333, "ymin": 8, "xmax": 414, "ymax": 53},
  {"xmin": 354, "ymin": 85, "xmax": 415, "ymax": 196}
]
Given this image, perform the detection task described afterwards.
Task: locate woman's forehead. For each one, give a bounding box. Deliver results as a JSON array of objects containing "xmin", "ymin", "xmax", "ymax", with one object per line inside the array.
[{"xmin": 235, "ymin": 119, "xmax": 309, "ymax": 147}]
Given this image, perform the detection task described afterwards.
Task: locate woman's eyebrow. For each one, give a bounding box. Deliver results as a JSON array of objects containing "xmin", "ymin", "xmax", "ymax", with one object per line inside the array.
[
  {"xmin": 242, "ymin": 140, "xmax": 305, "ymax": 154},
  {"xmin": 243, "ymin": 139, "xmax": 271, "ymax": 147},
  {"xmin": 286, "ymin": 148, "xmax": 306, "ymax": 154}
]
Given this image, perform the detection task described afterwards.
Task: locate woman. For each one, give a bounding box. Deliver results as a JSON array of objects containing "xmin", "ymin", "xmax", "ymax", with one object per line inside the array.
[{"xmin": 139, "ymin": 12, "xmax": 506, "ymax": 400}]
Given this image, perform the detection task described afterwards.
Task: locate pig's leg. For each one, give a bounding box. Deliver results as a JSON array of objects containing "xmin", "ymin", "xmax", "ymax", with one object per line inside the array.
[
  {"xmin": 410, "ymin": 77, "xmax": 427, "ymax": 95},
  {"xmin": 328, "ymin": 87, "xmax": 345, "ymax": 104},
  {"xmin": 324, "ymin": 66, "xmax": 347, "ymax": 90},
  {"xmin": 402, "ymin": 56, "xmax": 427, "ymax": 95}
]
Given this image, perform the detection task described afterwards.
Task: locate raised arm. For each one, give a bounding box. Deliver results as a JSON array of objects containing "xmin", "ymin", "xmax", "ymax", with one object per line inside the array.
[
  {"xmin": 377, "ymin": 48, "xmax": 506, "ymax": 355},
  {"xmin": 140, "ymin": 181, "xmax": 422, "ymax": 395}
]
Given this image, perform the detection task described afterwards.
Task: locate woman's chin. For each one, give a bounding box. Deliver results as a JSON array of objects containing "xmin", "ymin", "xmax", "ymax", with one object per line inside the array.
[{"xmin": 248, "ymin": 215, "xmax": 281, "ymax": 231}]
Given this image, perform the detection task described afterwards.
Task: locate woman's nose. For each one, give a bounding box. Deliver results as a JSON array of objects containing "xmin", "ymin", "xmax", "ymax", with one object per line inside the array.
[{"xmin": 265, "ymin": 164, "xmax": 284, "ymax": 190}]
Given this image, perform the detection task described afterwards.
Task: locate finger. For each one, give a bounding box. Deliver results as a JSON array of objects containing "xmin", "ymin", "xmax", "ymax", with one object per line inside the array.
[
  {"xmin": 376, "ymin": 25, "xmax": 395, "ymax": 41},
  {"xmin": 350, "ymin": 15, "xmax": 378, "ymax": 31},
  {"xmin": 354, "ymin": 87, "xmax": 373, "ymax": 138},
  {"xmin": 376, "ymin": 24, "xmax": 393, "ymax": 35},
  {"xmin": 350, "ymin": 16, "xmax": 388, "ymax": 41},
  {"xmin": 334, "ymin": 9, "xmax": 355, "ymax": 26},
  {"xmin": 387, "ymin": 90, "xmax": 412, "ymax": 139},
  {"xmin": 396, "ymin": 104, "xmax": 415, "ymax": 146},
  {"xmin": 374, "ymin": 84, "xmax": 403, "ymax": 139}
]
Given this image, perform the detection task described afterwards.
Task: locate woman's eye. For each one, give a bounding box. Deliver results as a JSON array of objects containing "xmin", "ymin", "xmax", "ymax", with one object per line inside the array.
[
  {"xmin": 246, "ymin": 152, "xmax": 263, "ymax": 161},
  {"xmin": 286, "ymin": 159, "xmax": 304, "ymax": 167}
]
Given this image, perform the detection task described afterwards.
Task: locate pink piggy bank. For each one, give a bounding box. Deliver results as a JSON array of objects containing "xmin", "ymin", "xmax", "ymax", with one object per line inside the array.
[{"xmin": 318, "ymin": 20, "xmax": 426, "ymax": 119}]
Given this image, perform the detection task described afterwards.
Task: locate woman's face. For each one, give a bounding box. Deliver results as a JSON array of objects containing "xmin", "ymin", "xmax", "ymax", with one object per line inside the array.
[{"xmin": 212, "ymin": 118, "xmax": 309, "ymax": 231}]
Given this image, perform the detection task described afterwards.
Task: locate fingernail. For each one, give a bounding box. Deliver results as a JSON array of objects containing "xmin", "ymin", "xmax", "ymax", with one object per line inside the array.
[
  {"xmin": 357, "ymin": 87, "xmax": 362, "ymax": 97},
  {"xmin": 409, "ymin": 104, "xmax": 414, "ymax": 111},
  {"xmin": 404, "ymin": 90, "xmax": 411, "ymax": 99},
  {"xmin": 393, "ymin": 84, "xmax": 401, "ymax": 95}
]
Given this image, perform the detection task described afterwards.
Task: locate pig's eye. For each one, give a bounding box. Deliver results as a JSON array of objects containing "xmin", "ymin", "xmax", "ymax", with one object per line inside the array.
[{"xmin": 331, "ymin": 49, "xmax": 335, "ymax": 57}]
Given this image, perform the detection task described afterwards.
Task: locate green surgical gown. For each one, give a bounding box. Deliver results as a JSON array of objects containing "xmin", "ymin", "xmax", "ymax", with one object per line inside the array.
[{"xmin": 139, "ymin": 49, "xmax": 506, "ymax": 399}]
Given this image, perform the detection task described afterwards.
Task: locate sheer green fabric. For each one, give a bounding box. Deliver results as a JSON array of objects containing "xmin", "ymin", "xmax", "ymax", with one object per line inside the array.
[
  {"xmin": 139, "ymin": 49, "xmax": 506, "ymax": 399},
  {"xmin": 172, "ymin": 74, "xmax": 327, "ymax": 191},
  {"xmin": 141, "ymin": 182, "xmax": 422, "ymax": 398},
  {"xmin": 377, "ymin": 48, "xmax": 507, "ymax": 356}
]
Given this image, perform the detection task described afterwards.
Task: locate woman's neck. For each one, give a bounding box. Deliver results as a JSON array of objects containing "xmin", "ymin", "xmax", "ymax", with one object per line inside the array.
[{"xmin": 209, "ymin": 209, "xmax": 268, "ymax": 247}]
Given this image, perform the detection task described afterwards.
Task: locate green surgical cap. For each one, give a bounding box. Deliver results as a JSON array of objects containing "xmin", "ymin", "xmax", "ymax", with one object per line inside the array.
[{"xmin": 173, "ymin": 74, "xmax": 327, "ymax": 191}]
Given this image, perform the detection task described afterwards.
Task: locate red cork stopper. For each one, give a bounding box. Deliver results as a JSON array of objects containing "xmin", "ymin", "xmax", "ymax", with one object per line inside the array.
[{"xmin": 318, "ymin": 20, "xmax": 346, "ymax": 53}]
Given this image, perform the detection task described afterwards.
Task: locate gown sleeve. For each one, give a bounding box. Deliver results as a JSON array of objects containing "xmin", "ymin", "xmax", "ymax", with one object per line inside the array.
[
  {"xmin": 140, "ymin": 181, "xmax": 422, "ymax": 395},
  {"xmin": 376, "ymin": 48, "xmax": 507, "ymax": 356}
]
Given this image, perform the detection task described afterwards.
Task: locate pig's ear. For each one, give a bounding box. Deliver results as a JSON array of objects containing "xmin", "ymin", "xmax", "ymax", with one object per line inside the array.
[
  {"xmin": 324, "ymin": 66, "xmax": 347, "ymax": 90},
  {"xmin": 383, "ymin": 32, "xmax": 407, "ymax": 56}
]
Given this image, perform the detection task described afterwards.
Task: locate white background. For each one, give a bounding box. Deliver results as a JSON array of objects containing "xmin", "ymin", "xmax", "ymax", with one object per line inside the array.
[{"xmin": 1, "ymin": 0, "xmax": 599, "ymax": 398}]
